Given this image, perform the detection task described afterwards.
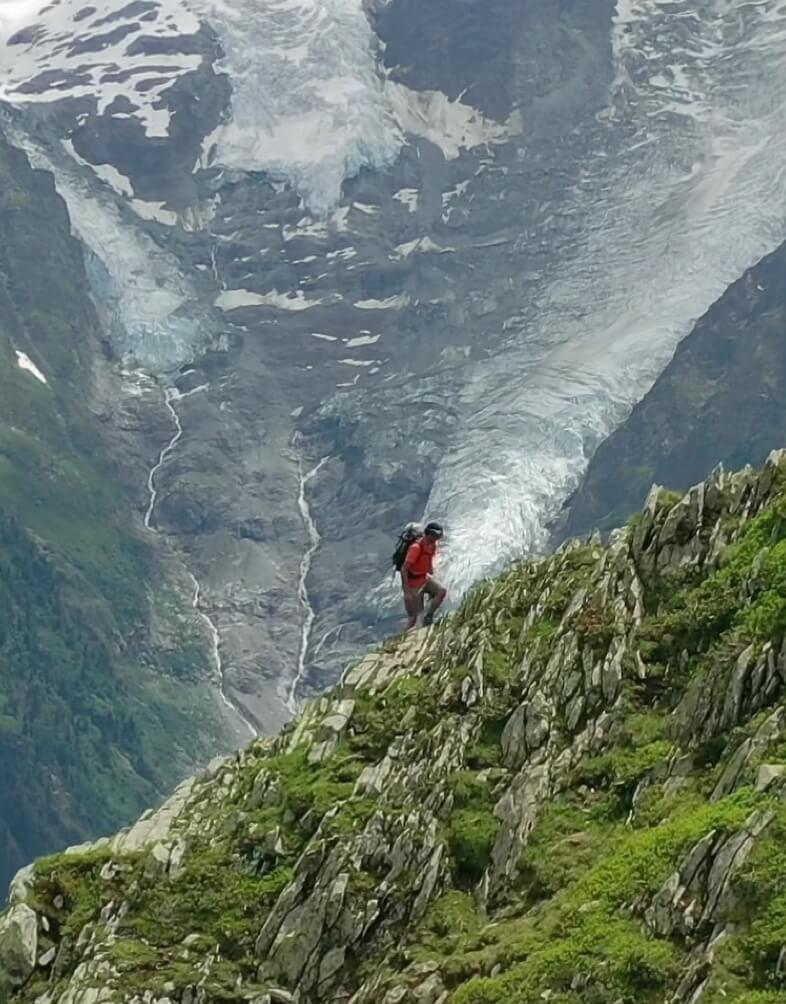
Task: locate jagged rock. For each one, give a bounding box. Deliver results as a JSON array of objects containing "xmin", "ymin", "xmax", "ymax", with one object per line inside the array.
[
  {"xmin": 411, "ymin": 972, "xmax": 447, "ymax": 1004},
  {"xmin": 7, "ymin": 865, "xmax": 35, "ymax": 906},
  {"xmin": 0, "ymin": 904, "xmax": 37, "ymax": 986},
  {"xmin": 646, "ymin": 811, "xmax": 774, "ymax": 939},
  {"xmin": 713, "ymin": 708, "xmax": 786, "ymax": 799},
  {"xmin": 39, "ymin": 946, "xmax": 56, "ymax": 967},
  {"xmin": 487, "ymin": 763, "xmax": 551, "ymax": 896},
  {"xmin": 757, "ymin": 763, "xmax": 786, "ymax": 791}
]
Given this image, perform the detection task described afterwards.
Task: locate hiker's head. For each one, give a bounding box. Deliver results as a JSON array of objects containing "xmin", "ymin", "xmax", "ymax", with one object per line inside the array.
[{"xmin": 424, "ymin": 522, "xmax": 444, "ymax": 544}]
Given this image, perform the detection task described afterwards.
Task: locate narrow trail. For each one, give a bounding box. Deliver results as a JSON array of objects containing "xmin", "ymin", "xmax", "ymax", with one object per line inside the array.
[
  {"xmin": 144, "ymin": 382, "xmax": 257, "ymax": 740},
  {"xmin": 190, "ymin": 574, "xmax": 257, "ymax": 740},
  {"xmin": 287, "ymin": 456, "xmax": 331, "ymax": 714}
]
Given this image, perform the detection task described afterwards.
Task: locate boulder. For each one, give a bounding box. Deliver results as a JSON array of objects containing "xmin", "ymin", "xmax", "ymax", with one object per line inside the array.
[{"xmin": 0, "ymin": 903, "xmax": 38, "ymax": 986}]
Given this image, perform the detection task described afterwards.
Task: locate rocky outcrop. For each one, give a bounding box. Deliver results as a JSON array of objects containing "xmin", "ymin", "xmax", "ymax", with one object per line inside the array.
[
  {"xmin": 7, "ymin": 454, "xmax": 786, "ymax": 1003},
  {"xmin": 0, "ymin": 905, "xmax": 37, "ymax": 987}
]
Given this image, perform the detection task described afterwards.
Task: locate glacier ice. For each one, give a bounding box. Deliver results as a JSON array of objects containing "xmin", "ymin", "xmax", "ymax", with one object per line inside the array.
[
  {"xmin": 194, "ymin": 0, "xmax": 403, "ymax": 215},
  {"xmin": 428, "ymin": 0, "xmax": 786, "ymax": 598},
  {"xmin": 192, "ymin": 0, "xmax": 515, "ymax": 212},
  {"xmin": 14, "ymin": 132, "xmax": 210, "ymax": 372}
]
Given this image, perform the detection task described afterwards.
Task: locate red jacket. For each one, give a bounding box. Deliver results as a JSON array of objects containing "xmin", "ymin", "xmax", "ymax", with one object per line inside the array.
[{"xmin": 404, "ymin": 538, "xmax": 437, "ymax": 588}]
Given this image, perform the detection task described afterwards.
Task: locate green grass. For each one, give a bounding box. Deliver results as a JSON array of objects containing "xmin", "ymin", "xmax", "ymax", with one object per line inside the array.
[
  {"xmin": 127, "ymin": 848, "xmax": 292, "ymax": 953},
  {"xmin": 446, "ymin": 771, "xmax": 500, "ymax": 885}
]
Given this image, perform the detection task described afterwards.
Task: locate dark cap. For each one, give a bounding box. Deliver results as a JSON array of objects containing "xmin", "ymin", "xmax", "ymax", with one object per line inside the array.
[{"xmin": 424, "ymin": 521, "xmax": 444, "ymax": 538}]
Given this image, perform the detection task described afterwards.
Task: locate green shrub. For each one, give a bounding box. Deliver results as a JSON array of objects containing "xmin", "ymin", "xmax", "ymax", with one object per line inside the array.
[
  {"xmin": 348, "ymin": 677, "xmax": 434, "ymax": 760},
  {"xmin": 446, "ymin": 771, "xmax": 500, "ymax": 885},
  {"xmin": 33, "ymin": 847, "xmax": 114, "ymax": 938},
  {"xmin": 451, "ymin": 912, "xmax": 679, "ymax": 1004},
  {"xmin": 447, "ymin": 808, "xmax": 499, "ymax": 883},
  {"xmin": 127, "ymin": 846, "xmax": 291, "ymax": 953},
  {"xmin": 573, "ymin": 740, "xmax": 674, "ymax": 792}
]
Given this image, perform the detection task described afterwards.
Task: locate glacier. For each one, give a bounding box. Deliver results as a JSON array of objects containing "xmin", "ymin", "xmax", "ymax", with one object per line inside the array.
[
  {"xmin": 427, "ymin": 0, "xmax": 786, "ymax": 597},
  {"xmin": 194, "ymin": 0, "xmax": 403, "ymax": 215},
  {"xmin": 10, "ymin": 129, "xmax": 211, "ymax": 372}
]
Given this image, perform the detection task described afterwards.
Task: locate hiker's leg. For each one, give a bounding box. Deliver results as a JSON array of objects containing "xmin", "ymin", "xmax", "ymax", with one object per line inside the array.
[
  {"xmin": 422, "ymin": 578, "xmax": 447, "ymax": 625},
  {"xmin": 403, "ymin": 588, "xmax": 422, "ymax": 630}
]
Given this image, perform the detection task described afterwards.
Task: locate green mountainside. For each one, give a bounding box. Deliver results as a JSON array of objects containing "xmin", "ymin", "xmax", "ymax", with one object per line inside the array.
[
  {"xmin": 6, "ymin": 454, "xmax": 786, "ymax": 1003},
  {"xmin": 0, "ymin": 128, "xmax": 224, "ymax": 891}
]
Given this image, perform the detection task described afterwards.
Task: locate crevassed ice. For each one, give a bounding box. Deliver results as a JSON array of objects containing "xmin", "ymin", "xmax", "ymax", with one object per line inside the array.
[
  {"xmin": 427, "ymin": 0, "xmax": 786, "ymax": 598},
  {"xmin": 194, "ymin": 0, "xmax": 402, "ymax": 214},
  {"xmin": 14, "ymin": 132, "xmax": 209, "ymax": 371}
]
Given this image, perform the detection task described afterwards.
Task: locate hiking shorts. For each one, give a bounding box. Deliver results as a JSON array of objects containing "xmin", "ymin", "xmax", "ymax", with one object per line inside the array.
[{"xmin": 403, "ymin": 577, "xmax": 445, "ymax": 616}]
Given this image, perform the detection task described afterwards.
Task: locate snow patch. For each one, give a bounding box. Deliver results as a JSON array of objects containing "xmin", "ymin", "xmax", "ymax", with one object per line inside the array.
[
  {"xmin": 354, "ymin": 294, "xmax": 410, "ymax": 310},
  {"xmin": 326, "ymin": 246, "xmax": 357, "ymax": 261},
  {"xmin": 345, "ymin": 333, "xmax": 379, "ymax": 347},
  {"xmin": 394, "ymin": 236, "xmax": 448, "ymax": 257},
  {"xmin": 62, "ymin": 139, "xmax": 135, "ymax": 197},
  {"xmin": 15, "ymin": 350, "xmax": 47, "ymax": 384},
  {"xmin": 215, "ymin": 288, "xmax": 326, "ymax": 311},
  {"xmin": 0, "ymin": 0, "xmax": 201, "ymax": 138},
  {"xmin": 130, "ymin": 199, "xmax": 178, "ymax": 227},
  {"xmin": 393, "ymin": 188, "xmax": 419, "ymax": 213},
  {"xmin": 387, "ymin": 81, "xmax": 519, "ymax": 159}
]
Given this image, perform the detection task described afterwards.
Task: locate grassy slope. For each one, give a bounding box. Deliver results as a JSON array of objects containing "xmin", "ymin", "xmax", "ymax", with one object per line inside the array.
[
  {"xmin": 0, "ymin": 129, "xmax": 219, "ymax": 891},
  {"xmin": 12, "ymin": 461, "xmax": 786, "ymax": 1002}
]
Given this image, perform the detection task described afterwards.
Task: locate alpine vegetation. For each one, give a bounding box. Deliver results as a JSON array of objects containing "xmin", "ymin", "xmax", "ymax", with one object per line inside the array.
[{"xmin": 7, "ymin": 453, "xmax": 786, "ymax": 1003}]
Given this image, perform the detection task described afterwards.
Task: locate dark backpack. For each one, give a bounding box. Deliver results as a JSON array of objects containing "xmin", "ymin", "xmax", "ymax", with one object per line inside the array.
[{"xmin": 392, "ymin": 523, "xmax": 423, "ymax": 571}]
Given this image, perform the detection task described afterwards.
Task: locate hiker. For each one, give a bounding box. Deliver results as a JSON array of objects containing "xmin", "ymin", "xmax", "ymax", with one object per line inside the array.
[{"xmin": 400, "ymin": 521, "xmax": 447, "ymax": 630}]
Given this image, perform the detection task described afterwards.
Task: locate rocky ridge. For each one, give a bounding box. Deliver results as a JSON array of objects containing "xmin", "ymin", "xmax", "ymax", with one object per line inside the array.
[{"xmin": 7, "ymin": 453, "xmax": 786, "ymax": 1002}]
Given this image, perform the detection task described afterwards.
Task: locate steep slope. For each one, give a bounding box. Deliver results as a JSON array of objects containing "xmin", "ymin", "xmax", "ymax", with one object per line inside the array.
[
  {"xmin": 0, "ymin": 125, "xmax": 229, "ymax": 893},
  {"xmin": 7, "ymin": 454, "xmax": 786, "ymax": 1002},
  {"xmin": 559, "ymin": 239, "xmax": 786, "ymax": 541}
]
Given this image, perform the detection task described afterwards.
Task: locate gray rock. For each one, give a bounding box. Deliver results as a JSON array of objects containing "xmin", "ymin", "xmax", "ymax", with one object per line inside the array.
[
  {"xmin": 0, "ymin": 903, "xmax": 38, "ymax": 986},
  {"xmin": 756, "ymin": 763, "xmax": 786, "ymax": 791}
]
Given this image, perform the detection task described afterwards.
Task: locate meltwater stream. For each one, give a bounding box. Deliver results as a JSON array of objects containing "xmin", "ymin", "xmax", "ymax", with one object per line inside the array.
[{"xmin": 428, "ymin": 0, "xmax": 786, "ymax": 596}]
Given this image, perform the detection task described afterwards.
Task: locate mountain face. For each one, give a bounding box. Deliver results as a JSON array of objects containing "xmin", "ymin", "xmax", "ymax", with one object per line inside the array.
[
  {"xmin": 559, "ymin": 238, "xmax": 786, "ymax": 542},
  {"xmin": 2, "ymin": 0, "xmax": 786, "ymax": 743},
  {"xmin": 0, "ymin": 125, "xmax": 234, "ymax": 894},
  {"xmin": 6, "ymin": 454, "xmax": 786, "ymax": 1002}
]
